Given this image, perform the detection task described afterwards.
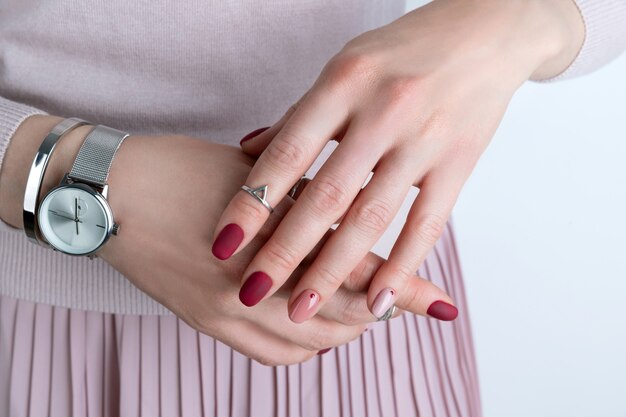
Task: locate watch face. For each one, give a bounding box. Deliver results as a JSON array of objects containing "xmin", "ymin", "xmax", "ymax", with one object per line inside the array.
[{"xmin": 38, "ymin": 184, "xmax": 112, "ymax": 255}]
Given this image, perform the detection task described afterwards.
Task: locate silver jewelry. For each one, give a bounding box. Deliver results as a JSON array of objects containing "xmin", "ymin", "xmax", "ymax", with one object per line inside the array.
[
  {"xmin": 288, "ymin": 176, "xmax": 309, "ymax": 199},
  {"xmin": 241, "ymin": 184, "xmax": 274, "ymax": 213},
  {"xmin": 37, "ymin": 125, "xmax": 129, "ymax": 256},
  {"xmin": 377, "ymin": 305, "xmax": 397, "ymax": 322},
  {"xmin": 23, "ymin": 118, "xmax": 90, "ymax": 245},
  {"xmin": 69, "ymin": 125, "xmax": 129, "ymax": 187}
]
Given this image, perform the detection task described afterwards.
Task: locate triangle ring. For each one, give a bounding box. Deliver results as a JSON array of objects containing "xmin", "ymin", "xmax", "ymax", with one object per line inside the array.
[{"xmin": 241, "ymin": 184, "xmax": 274, "ymax": 213}]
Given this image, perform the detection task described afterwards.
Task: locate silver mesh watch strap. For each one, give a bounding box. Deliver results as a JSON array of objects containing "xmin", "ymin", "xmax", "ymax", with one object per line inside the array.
[
  {"xmin": 69, "ymin": 125, "xmax": 129, "ymax": 186},
  {"xmin": 23, "ymin": 118, "xmax": 89, "ymax": 244}
]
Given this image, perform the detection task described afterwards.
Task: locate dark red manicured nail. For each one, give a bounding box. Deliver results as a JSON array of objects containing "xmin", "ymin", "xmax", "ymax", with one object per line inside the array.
[
  {"xmin": 426, "ymin": 300, "xmax": 458, "ymax": 321},
  {"xmin": 239, "ymin": 127, "xmax": 270, "ymax": 146},
  {"xmin": 317, "ymin": 348, "xmax": 332, "ymax": 355},
  {"xmin": 239, "ymin": 271, "xmax": 273, "ymax": 307},
  {"xmin": 212, "ymin": 223, "xmax": 244, "ymax": 260}
]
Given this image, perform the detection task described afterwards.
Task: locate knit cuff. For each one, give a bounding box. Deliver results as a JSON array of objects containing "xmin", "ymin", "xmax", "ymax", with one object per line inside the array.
[
  {"xmin": 0, "ymin": 97, "xmax": 48, "ymax": 234},
  {"xmin": 541, "ymin": 0, "xmax": 626, "ymax": 82}
]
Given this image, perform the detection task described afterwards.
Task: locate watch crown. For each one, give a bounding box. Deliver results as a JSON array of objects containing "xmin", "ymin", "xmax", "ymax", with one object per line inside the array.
[{"xmin": 112, "ymin": 223, "xmax": 120, "ymax": 236}]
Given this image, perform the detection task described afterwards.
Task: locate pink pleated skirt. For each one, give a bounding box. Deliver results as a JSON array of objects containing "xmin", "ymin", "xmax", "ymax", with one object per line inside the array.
[{"xmin": 0, "ymin": 223, "xmax": 481, "ymax": 417}]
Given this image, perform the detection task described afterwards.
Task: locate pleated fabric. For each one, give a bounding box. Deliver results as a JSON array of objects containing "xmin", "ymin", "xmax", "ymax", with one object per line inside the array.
[{"xmin": 0, "ymin": 222, "xmax": 481, "ymax": 417}]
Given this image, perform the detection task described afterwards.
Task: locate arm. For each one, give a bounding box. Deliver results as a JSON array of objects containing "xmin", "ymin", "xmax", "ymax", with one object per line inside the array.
[{"xmin": 0, "ymin": 110, "xmax": 453, "ymax": 364}]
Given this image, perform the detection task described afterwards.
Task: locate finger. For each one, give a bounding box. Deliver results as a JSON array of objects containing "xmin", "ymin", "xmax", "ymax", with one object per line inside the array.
[
  {"xmin": 284, "ymin": 151, "xmax": 415, "ymax": 323},
  {"xmin": 238, "ymin": 125, "xmax": 385, "ymax": 308},
  {"xmin": 316, "ymin": 250, "xmax": 383, "ymax": 325},
  {"xmin": 317, "ymin": 286, "xmax": 404, "ymax": 325},
  {"xmin": 239, "ymin": 92, "xmax": 310, "ymax": 154},
  {"xmin": 315, "ymin": 251, "xmax": 446, "ymax": 326},
  {"xmin": 252, "ymin": 296, "xmax": 367, "ymax": 351},
  {"xmin": 296, "ymin": 230, "xmax": 396, "ymax": 325},
  {"xmin": 211, "ymin": 88, "xmax": 348, "ymax": 261},
  {"xmin": 367, "ymin": 170, "xmax": 467, "ymax": 321}
]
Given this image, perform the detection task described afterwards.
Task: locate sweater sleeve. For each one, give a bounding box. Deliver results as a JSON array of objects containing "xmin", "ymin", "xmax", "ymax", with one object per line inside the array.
[
  {"xmin": 543, "ymin": 0, "xmax": 626, "ymax": 82},
  {"xmin": 0, "ymin": 97, "xmax": 48, "ymax": 234}
]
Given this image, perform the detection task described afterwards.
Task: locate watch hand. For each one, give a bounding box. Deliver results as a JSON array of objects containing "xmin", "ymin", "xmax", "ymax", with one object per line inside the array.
[
  {"xmin": 49, "ymin": 210, "xmax": 82, "ymax": 222},
  {"xmin": 74, "ymin": 197, "xmax": 80, "ymax": 235}
]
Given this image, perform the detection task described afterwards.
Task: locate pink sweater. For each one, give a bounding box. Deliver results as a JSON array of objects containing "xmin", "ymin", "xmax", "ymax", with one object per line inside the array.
[{"xmin": 1, "ymin": 0, "xmax": 625, "ymax": 314}]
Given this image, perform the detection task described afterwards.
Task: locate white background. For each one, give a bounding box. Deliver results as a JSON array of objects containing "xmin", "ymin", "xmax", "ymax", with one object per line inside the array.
[{"xmin": 395, "ymin": 2, "xmax": 626, "ymax": 416}]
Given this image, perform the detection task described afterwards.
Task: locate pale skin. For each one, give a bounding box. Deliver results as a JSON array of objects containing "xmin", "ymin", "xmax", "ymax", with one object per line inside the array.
[
  {"xmin": 0, "ymin": 0, "xmax": 585, "ymax": 365},
  {"xmin": 0, "ymin": 116, "xmax": 453, "ymax": 366},
  {"xmin": 214, "ymin": 0, "xmax": 585, "ymax": 322}
]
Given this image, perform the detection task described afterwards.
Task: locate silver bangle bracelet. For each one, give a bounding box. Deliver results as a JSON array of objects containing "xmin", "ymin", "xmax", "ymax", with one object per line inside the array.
[{"xmin": 23, "ymin": 118, "xmax": 91, "ymax": 245}]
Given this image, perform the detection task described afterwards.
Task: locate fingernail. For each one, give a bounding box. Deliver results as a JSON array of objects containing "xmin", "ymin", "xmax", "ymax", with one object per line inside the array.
[
  {"xmin": 289, "ymin": 290, "xmax": 320, "ymax": 323},
  {"xmin": 426, "ymin": 300, "xmax": 458, "ymax": 321},
  {"xmin": 371, "ymin": 287, "xmax": 397, "ymax": 319},
  {"xmin": 239, "ymin": 271, "xmax": 273, "ymax": 307},
  {"xmin": 317, "ymin": 348, "xmax": 331, "ymax": 355},
  {"xmin": 212, "ymin": 223, "xmax": 244, "ymax": 260},
  {"xmin": 239, "ymin": 127, "xmax": 270, "ymax": 146}
]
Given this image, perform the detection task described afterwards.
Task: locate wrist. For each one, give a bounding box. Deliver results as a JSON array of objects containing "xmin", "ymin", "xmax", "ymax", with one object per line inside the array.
[
  {"xmin": 0, "ymin": 115, "xmax": 60, "ymax": 228},
  {"xmin": 0, "ymin": 115, "xmax": 92, "ymax": 228},
  {"xmin": 463, "ymin": 0, "xmax": 585, "ymax": 83},
  {"xmin": 525, "ymin": 0, "xmax": 585, "ymax": 80}
]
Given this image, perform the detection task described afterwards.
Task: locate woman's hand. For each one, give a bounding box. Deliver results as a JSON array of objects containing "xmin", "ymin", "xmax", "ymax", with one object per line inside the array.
[
  {"xmin": 99, "ymin": 134, "xmax": 389, "ymax": 365},
  {"xmin": 211, "ymin": 0, "xmax": 585, "ymax": 322},
  {"xmin": 0, "ymin": 115, "xmax": 453, "ymax": 365}
]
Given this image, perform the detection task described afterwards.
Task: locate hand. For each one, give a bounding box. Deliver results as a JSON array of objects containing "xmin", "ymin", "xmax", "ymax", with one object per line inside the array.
[
  {"xmin": 0, "ymin": 116, "xmax": 454, "ymax": 365},
  {"xmin": 0, "ymin": 116, "xmax": 453, "ymax": 365},
  {"xmin": 98, "ymin": 134, "xmax": 438, "ymax": 365},
  {"xmin": 211, "ymin": 0, "xmax": 585, "ymax": 322}
]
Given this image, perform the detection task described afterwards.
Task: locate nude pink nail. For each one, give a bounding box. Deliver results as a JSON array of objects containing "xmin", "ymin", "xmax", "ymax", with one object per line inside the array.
[
  {"xmin": 289, "ymin": 290, "xmax": 320, "ymax": 323},
  {"xmin": 371, "ymin": 287, "xmax": 396, "ymax": 319}
]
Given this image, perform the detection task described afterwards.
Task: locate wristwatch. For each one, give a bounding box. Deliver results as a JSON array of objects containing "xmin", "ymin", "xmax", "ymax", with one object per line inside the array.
[{"xmin": 36, "ymin": 124, "xmax": 129, "ymax": 256}]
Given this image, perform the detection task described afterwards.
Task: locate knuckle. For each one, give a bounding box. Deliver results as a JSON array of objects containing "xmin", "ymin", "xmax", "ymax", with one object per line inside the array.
[
  {"xmin": 304, "ymin": 175, "xmax": 351, "ymax": 216},
  {"xmin": 345, "ymin": 258, "xmax": 370, "ymax": 290},
  {"xmin": 263, "ymin": 239, "xmax": 301, "ymax": 272},
  {"xmin": 347, "ymin": 198, "xmax": 393, "ymax": 236},
  {"xmin": 323, "ymin": 52, "xmax": 378, "ymax": 88},
  {"xmin": 265, "ymin": 132, "xmax": 308, "ymax": 173},
  {"xmin": 314, "ymin": 265, "xmax": 345, "ymax": 292},
  {"xmin": 387, "ymin": 262, "xmax": 418, "ymax": 283},
  {"xmin": 418, "ymin": 110, "xmax": 452, "ymax": 141},
  {"xmin": 413, "ymin": 213, "xmax": 446, "ymax": 247},
  {"xmin": 386, "ymin": 76, "xmax": 422, "ymax": 100}
]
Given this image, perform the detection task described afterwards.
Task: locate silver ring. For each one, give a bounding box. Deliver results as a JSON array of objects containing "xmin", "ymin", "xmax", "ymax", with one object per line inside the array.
[
  {"xmin": 241, "ymin": 185, "xmax": 274, "ymax": 213},
  {"xmin": 288, "ymin": 176, "xmax": 309, "ymax": 199},
  {"xmin": 377, "ymin": 305, "xmax": 396, "ymax": 322}
]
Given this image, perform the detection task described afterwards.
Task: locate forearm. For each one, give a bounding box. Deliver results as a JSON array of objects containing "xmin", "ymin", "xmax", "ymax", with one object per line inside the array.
[{"xmin": 0, "ymin": 115, "xmax": 89, "ymax": 228}]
